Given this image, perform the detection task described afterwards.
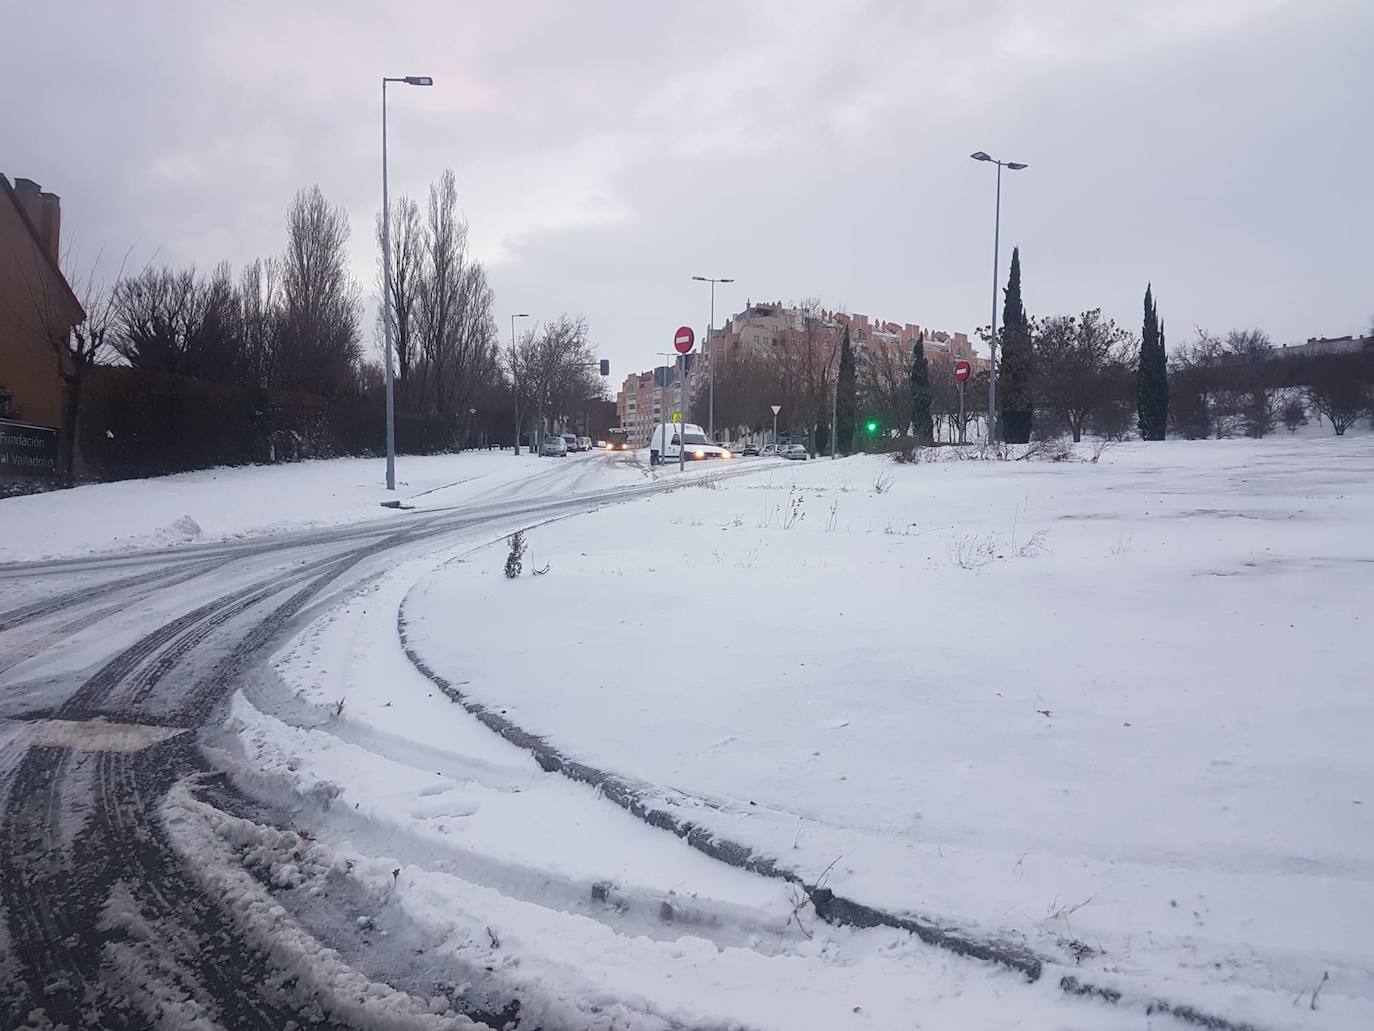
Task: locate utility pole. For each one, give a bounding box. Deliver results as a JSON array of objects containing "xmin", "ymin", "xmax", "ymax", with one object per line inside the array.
[
  {"xmin": 692, "ymin": 275, "xmax": 733, "ymax": 441},
  {"xmin": 969, "ymin": 151, "xmax": 1027, "ymax": 444},
  {"xmin": 510, "ymin": 313, "xmax": 530, "ymax": 454},
  {"xmin": 379, "ymin": 74, "xmax": 433, "ymax": 490}
]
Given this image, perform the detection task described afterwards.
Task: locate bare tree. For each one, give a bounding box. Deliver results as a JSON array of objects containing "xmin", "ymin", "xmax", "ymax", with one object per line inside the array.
[
  {"xmin": 112, "ymin": 261, "xmax": 243, "ymax": 383},
  {"xmin": 1033, "ymin": 309, "xmax": 1133, "ymax": 442},
  {"xmin": 28, "ymin": 255, "xmax": 122, "ymax": 480},
  {"xmin": 375, "ymin": 195, "xmax": 424, "ymax": 404},
  {"xmin": 1216, "ymin": 328, "xmax": 1284, "ymax": 438},
  {"xmin": 277, "ymin": 185, "xmax": 361, "ymax": 398},
  {"xmin": 775, "ymin": 299, "xmax": 839, "ymax": 454},
  {"xmin": 237, "ymin": 257, "xmax": 281, "ymax": 391},
  {"xmin": 857, "ymin": 337, "xmax": 912, "ymax": 440},
  {"xmin": 513, "ymin": 314, "xmax": 601, "ymax": 436},
  {"xmin": 1304, "ymin": 352, "xmax": 1374, "ymax": 435},
  {"xmin": 1169, "ymin": 332, "xmax": 1224, "ymax": 439}
]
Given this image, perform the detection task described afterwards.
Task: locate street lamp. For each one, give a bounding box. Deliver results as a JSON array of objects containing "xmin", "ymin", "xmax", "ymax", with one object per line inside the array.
[
  {"xmin": 510, "ymin": 313, "xmax": 531, "ymax": 454},
  {"xmin": 380, "ymin": 73, "xmax": 433, "ymax": 490},
  {"xmin": 691, "ymin": 275, "xmax": 734, "ymax": 442},
  {"xmin": 970, "ymin": 150, "xmax": 1027, "ymax": 443},
  {"xmin": 469, "ymin": 406, "xmax": 478, "ymax": 450}
]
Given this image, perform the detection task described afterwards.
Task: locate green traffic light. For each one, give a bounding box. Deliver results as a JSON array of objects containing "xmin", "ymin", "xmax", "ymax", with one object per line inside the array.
[{"xmin": 866, "ymin": 421, "xmax": 878, "ymax": 433}]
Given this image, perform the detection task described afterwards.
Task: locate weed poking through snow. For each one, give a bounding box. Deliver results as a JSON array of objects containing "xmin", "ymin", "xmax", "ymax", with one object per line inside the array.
[
  {"xmin": 949, "ymin": 533, "xmax": 998, "ymax": 570},
  {"xmin": 504, "ymin": 531, "xmax": 526, "ymax": 579}
]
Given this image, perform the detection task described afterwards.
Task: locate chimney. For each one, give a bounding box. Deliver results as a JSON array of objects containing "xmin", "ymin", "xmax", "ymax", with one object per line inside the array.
[{"xmin": 11, "ymin": 177, "xmax": 62, "ymax": 263}]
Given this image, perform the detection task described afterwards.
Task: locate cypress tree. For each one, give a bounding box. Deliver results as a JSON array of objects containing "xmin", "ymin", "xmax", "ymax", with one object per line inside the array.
[
  {"xmin": 999, "ymin": 247, "xmax": 1033, "ymax": 443},
  {"xmin": 836, "ymin": 325, "xmax": 857, "ymax": 455},
  {"xmin": 1137, "ymin": 285, "xmax": 1169, "ymax": 439},
  {"xmin": 910, "ymin": 332, "xmax": 933, "ymax": 443}
]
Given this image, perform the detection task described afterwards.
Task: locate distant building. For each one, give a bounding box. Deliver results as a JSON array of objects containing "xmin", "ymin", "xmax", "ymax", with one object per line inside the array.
[
  {"xmin": 616, "ymin": 365, "xmax": 688, "ymax": 448},
  {"xmin": 1279, "ymin": 335, "xmax": 1371, "ymax": 359},
  {"xmin": 616, "ymin": 301, "xmax": 981, "ymax": 442},
  {"xmin": 702, "ymin": 301, "xmax": 985, "ymax": 377},
  {"xmin": 1, "ymin": 175, "xmax": 84, "ymax": 433}
]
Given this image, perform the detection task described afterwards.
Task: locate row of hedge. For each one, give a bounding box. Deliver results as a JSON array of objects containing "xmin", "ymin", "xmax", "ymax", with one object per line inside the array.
[{"xmin": 77, "ymin": 366, "xmax": 460, "ymax": 481}]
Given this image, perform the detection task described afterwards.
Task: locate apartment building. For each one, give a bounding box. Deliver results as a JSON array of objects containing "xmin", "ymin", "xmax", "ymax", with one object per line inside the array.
[{"xmin": 616, "ymin": 364, "xmax": 687, "ymax": 448}]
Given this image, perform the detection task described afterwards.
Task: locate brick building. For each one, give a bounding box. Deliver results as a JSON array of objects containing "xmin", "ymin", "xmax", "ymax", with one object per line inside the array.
[
  {"xmin": 701, "ymin": 301, "xmax": 985, "ymax": 377},
  {"xmin": 1, "ymin": 176, "xmax": 83, "ymax": 432},
  {"xmin": 616, "ymin": 365, "xmax": 688, "ymax": 448},
  {"xmin": 616, "ymin": 302, "xmax": 983, "ymax": 441}
]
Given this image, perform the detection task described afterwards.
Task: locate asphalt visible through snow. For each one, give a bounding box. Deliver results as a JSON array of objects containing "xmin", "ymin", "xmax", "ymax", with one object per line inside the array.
[{"xmin": 0, "ymin": 465, "xmax": 720, "ymax": 1031}]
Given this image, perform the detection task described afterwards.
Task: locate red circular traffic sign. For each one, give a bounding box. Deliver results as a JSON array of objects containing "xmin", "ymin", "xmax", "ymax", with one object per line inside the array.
[
  {"xmin": 674, "ymin": 326, "xmax": 695, "ymax": 354},
  {"xmin": 954, "ymin": 359, "xmax": 972, "ymax": 382}
]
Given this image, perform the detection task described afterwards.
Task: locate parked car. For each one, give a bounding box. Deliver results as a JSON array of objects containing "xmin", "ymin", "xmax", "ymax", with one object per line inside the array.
[
  {"xmin": 781, "ymin": 444, "xmax": 809, "ymax": 461},
  {"xmin": 561, "ymin": 433, "xmax": 580, "ymax": 453},
  {"xmin": 540, "ymin": 436, "xmax": 568, "ymax": 457},
  {"xmin": 647, "ymin": 422, "xmax": 733, "ymax": 465},
  {"xmin": 760, "ymin": 444, "xmax": 780, "ymax": 458},
  {"xmin": 577, "ymin": 436, "xmax": 592, "ymax": 452},
  {"xmin": 737, "ymin": 442, "xmax": 760, "ymax": 456}
]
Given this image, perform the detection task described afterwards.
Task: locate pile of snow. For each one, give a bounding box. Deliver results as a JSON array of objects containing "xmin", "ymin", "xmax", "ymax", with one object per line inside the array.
[{"xmin": 397, "ymin": 437, "xmax": 1374, "ymax": 1028}]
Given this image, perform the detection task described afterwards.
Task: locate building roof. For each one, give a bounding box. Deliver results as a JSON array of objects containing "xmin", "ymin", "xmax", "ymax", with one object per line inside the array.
[{"xmin": 0, "ymin": 173, "xmax": 85, "ymax": 321}]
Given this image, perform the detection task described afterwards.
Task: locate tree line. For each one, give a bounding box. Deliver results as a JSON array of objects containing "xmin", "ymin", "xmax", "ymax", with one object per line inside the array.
[
  {"xmin": 19, "ymin": 173, "xmax": 608, "ymax": 481},
  {"xmin": 825, "ymin": 249, "xmax": 1373, "ymax": 455}
]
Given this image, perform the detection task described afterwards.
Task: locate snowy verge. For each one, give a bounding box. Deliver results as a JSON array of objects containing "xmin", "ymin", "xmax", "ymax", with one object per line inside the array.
[{"xmin": 0, "ymin": 448, "xmax": 743, "ymax": 563}]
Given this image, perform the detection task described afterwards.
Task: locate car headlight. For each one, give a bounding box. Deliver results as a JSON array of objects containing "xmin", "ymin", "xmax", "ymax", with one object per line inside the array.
[
  {"xmin": 721, "ymin": 450, "xmax": 732, "ymax": 458},
  {"xmin": 694, "ymin": 450, "xmax": 705, "ymax": 459}
]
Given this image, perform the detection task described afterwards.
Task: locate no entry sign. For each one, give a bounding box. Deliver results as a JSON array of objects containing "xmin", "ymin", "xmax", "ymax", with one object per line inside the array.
[
  {"xmin": 674, "ymin": 326, "xmax": 695, "ymax": 354},
  {"xmin": 954, "ymin": 359, "xmax": 972, "ymax": 382}
]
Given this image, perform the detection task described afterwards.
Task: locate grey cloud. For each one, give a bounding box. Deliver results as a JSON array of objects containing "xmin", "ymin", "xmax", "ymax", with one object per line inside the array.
[{"xmin": 3, "ymin": 0, "xmax": 1369, "ymax": 382}]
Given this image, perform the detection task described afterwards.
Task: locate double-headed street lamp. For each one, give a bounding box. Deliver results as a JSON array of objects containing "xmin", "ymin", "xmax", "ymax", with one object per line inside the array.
[
  {"xmin": 510, "ymin": 313, "xmax": 531, "ymax": 454},
  {"xmin": 970, "ymin": 150, "xmax": 1027, "ymax": 444},
  {"xmin": 691, "ymin": 275, "xmax": 733, "ymax": 441},
  {"xmin": 380, "ymin": 74, "xmax": 433, "ymax": 491}
]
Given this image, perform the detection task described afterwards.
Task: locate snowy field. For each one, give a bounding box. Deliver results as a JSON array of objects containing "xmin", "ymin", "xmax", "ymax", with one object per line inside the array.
[
  {"xmin": 365, "ymin": 436, "xmax": 1370, "ymax": 1029},
  {"xmin": 0, "ymin": 448, "xmax": 720, "ymax": 563}
]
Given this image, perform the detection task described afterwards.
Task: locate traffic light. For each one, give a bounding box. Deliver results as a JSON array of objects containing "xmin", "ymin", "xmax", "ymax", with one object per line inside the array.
[
  {"xmin": 865, "ymin": 419, "xmax": 879, "ymax": 434},
  {"xmin": 599, "ymin": 359, "xmax": 610, "ymax": 376}
]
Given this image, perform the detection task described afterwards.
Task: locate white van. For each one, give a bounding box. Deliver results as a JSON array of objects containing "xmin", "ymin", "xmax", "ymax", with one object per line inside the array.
[{"xmin": 648, "ymin": 422, "xmax": 732, "ymax": 465}]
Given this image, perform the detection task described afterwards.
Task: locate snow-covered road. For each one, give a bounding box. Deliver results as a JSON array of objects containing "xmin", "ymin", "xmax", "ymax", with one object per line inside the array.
[{"xmin": 0, "ymin": 454, "xmax": 779, "ymax": 1029}]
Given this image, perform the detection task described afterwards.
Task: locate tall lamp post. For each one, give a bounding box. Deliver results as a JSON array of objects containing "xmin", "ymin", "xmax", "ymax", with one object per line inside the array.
[
  {"xmin": 510, "ymin": 313, "xmax": 530, "ymax": 454},
  {"xmin": 969, "ymin": 151, "xmax": 1027, "ymax": 444},
  {"xmin": 380, "ymin": 74, "xmax": 433, "ymax": 490},
  {"xmin": 691, "ymin": 275, "xmax": 733, "ymax": 441}
]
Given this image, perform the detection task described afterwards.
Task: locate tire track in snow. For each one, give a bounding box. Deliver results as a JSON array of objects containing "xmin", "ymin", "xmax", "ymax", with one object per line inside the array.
[{"xmin": 2, "ymin": 475, "xmax": 747, "ymax": 1029}]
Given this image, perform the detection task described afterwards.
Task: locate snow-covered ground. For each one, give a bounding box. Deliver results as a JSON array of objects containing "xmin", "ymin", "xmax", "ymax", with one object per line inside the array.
[
  {"xmin": 0, "ymin": 449, "xmax": 726, "ymax": 563},
  {"xmin": 220, "ymin": 537, "xmax": 1126, "ymax": 1030},
  {"xmin": 146, "ymin": 435, "xmax": 1371, "ymax": 1028},
  {"xmin": 377, "ymin": 436, "xmax": 1368, "ymax": 1029}
]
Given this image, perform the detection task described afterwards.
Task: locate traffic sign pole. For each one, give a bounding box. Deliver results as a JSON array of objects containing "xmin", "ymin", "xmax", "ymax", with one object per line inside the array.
[
  {"xmin": 958, "ymin": 381, "xmax": 966, "ymax": 444},
  {"xmin": 665, "ymin": 327, "xmax": 694, "ymax": 473},
  {"xmin": 953, "ymin": 360, "xmax": 972, "ymax": 445}
]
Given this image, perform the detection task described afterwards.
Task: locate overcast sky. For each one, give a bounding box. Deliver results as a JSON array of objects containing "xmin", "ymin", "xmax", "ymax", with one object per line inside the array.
[{"xmin": 5, "ymin": 0, "xmax": 1370, "ymax": 377}]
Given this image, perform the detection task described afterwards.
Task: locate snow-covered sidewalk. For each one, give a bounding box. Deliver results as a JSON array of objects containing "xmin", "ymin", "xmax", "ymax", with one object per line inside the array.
[{"xmin": 390, "ymin": 437, "xmax": 1373, "ymax": 1029}]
